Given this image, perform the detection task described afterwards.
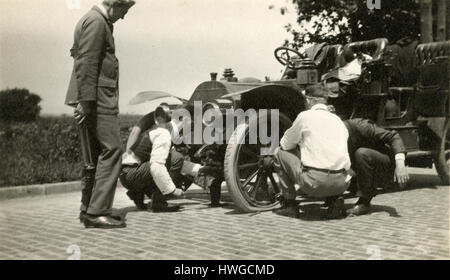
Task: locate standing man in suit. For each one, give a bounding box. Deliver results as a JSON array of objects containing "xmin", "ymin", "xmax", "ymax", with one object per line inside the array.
[
  {"xmin": 344, "ymin": 118, "xmax": 409, "ymax": 216},
  {"xmin": 65, "ymin": 0, "xmax": 136, "ymax": 229}
]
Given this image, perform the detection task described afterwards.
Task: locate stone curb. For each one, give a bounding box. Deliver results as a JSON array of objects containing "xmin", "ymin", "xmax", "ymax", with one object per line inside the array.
[
  {"xmin": 0, "ymin": 181, "xmax": 83, "ymax": 201},
  {"xmin": 0, "ymin": 181, "xmax": 220, "ymax": 201}
]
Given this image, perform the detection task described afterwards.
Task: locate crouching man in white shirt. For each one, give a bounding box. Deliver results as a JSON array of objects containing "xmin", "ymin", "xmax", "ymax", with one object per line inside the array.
[
  {"xmin": 120, "ymin": 107, "xmax": 220, "ymax": 212},
  {"xmin": 273, "ymin": 84, "xmax": 352, "ymax": 219},
  {"xmin": 120, "ymin": 116, "xmax": 185, "ymax": 212}
]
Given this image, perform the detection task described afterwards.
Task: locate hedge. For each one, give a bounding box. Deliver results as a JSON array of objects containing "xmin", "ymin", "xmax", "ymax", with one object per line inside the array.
[{"xmin": 0, "ymin": 115, "xmax": 141, "ymax": 187}]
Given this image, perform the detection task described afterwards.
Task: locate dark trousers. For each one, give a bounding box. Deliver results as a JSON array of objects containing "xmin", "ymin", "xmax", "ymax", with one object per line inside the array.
[
  {"xmin": 353, "ymin": 147, "xmax": 394, "ymax": 199},
  {"xmin": 80, "ymin": 114, "xmax": 123, "ymax": 216},
  {"xmin": 119, "ymin": 150, "xmax": 184, "ymax": 199}
]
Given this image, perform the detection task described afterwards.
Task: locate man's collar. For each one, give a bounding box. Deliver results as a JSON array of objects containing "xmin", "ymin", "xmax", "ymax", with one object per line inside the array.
[
  {"xmin": 94, "ymin": 4, "xmax": 109, "ymax": 20},
  {"xmin": 311, "ymin": 104, "xmax": 329, "ymax": 111},
  {"xmin": 92, "ymin": 5, "xmax": 114, "ymax": 31}
]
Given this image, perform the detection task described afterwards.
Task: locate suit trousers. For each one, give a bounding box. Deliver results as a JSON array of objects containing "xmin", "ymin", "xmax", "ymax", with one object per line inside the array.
[
  {"xmin": 80, "ymin": 114, "xmax": 123, "ymax": 215},
  {"xmin": 352, "ymin": 147, "xmax": 394, "ymax": 199},
  {"xmin": 273, "ymin": 149, "xmax": 349, "ymax": 200}
]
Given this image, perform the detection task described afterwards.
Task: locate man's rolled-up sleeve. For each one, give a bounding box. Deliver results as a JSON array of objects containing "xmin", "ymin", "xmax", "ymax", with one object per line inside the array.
[
  {"xmin": 149, "ymin": 128, "xmax": 177, "ymax": 195},
  {"xmin": 280, "ymin": 114, "xmax": 303, "ymax": 151},
  {"xmin": 74, "ymin": 17, "xmax": 106, "ymax": 102}
]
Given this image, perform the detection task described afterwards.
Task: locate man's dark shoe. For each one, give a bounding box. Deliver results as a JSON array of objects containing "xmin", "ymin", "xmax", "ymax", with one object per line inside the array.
[
  {"xmin": 150, "ymin": 189, "xmax": 181, "ymax": 212},
  {"xmin": 150, "ymin": 204, "xmax": 181, "ymax": 213},
  {"xmin": 209, "ymin": 202, "xmax": 226, "ymax": 207},
  {"xmin": 326, "ymin": 196, "xmax": 345, "ymax": 219},
  {"xmin": 79, "ymin": 211, "xmax": 88, "ymax": 223},
  {"xmin": 79, "ymin": 211, "xmax": 124, "ymax": 222},
  {"xmin": 126, "ymin": 191, "xmax": 147, "ymax": 210},
  {"xmin": 84, "ymin": 215, "xmax": 126, "ymax": 229},
  {"xmin": 273, "ymin": 200, "xmax": 299, "ymax": 218},
  {"xmin": 346, "ymin": 203, "xmax": 371, "ymax": 216}
]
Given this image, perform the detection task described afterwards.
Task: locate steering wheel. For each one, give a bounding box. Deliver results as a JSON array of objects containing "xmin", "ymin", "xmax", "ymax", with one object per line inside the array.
[{"xmin": 274, "ymin": 47, "xmax": 306, "ymax": 69}]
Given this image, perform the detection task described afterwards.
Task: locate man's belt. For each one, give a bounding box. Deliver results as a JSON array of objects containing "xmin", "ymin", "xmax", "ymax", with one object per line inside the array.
[
  {"xmin": 122, "ymin": 163, "xmax": 139, "ymax": 168},
  {"xmin": 302, "ymin": 165, "xmax": 346, "ymax": 174}
]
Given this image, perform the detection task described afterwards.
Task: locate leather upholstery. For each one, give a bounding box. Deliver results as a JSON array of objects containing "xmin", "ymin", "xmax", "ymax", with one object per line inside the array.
[
  {"xmin": 325, "ymin": 44, "xmax": 344, "ymax": 70},
  {"xmin": 317, "ymin": 44, "xmax": 343, "ymax": 76},
  {"xmin": 414, "ymin": 40, "xmax": 450, "ymax": 117},
  {"xmin": 342, "ymin": 38, "xmax": 389, "ymax": 63},
  {"xmin": 416, "ymin": 40, "xmax": 450, "ymax": 65}
]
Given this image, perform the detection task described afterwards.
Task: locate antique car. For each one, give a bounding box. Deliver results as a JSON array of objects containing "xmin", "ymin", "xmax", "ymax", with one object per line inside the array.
[{"xmin": 145, "ymin": 38, "xmax": 450, "ymax": 213}]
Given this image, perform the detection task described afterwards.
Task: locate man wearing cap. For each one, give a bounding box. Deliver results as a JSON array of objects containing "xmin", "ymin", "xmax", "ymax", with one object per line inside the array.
[
  {"xmin": 66, "ymin": 0, "xmax": 136, "ymax": 228},
  {"xmin": 273, "ymin": 84, "xmax": 351, "ymax": 219}
]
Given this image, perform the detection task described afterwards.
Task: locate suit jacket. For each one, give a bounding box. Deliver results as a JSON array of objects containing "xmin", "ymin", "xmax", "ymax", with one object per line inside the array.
[
  {"xmin": 344, "ymin": 118, "xmax": 406, "ymax": 162},
  {"xmin": 65, "ymin": 6, "xmax": 119, "ymax": 115}
]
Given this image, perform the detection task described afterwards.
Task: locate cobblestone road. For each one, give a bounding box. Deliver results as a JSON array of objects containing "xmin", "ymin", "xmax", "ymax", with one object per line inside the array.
[{"xmin": 0, "ymin": 168, "xmax": 448, "ymax": 260}]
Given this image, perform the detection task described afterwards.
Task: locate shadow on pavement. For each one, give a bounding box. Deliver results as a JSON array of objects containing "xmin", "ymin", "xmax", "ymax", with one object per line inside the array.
[
  {"xmin": 113, "ymin": 206, "xmax": 144, "ymax": 219},
  {"xmin": 223, "ymin": 209, "xmax": 250, "ymax": 215},
  {"xmin": 295, "ymin": 202, "xmax": 401, "ymax": 221},
  {"xmin": 113, "ymin": 172, "xmax": 438, "ymax": 219},
  {"xmin": 408, "ymin": 172, "xmax": 443, "ymax": 187},
  {"xmin": 367, "ymin": 204, "xmax": 401, "ymax": 217},
  {"xmin": 373, "ymin": 172, "xmax": 440, "ymax": 197},
  {"xmin": 297, "ymin": 203, "xmax": 327, "ymax": 221}
]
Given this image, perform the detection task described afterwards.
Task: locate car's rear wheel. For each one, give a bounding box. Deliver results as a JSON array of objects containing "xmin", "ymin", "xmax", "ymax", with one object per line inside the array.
[
  {"xmin": 224, "ymin": 111, "xmax": 292, "ymax": 212},
  {"xmin": 433, "ymin": 116, "xmax": 450, "ymax": 185}
]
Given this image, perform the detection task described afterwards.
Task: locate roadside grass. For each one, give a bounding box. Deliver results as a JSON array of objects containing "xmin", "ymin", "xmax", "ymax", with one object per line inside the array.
[{"xmin": 0, "ymin": 114, "xmax": 141, "ymax": 187}]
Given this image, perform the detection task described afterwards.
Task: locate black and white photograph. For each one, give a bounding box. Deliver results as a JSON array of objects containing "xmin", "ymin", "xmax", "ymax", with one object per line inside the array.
[{"xmin": 0, "ymin": 0, "xmax": 449, "ymax": 263}]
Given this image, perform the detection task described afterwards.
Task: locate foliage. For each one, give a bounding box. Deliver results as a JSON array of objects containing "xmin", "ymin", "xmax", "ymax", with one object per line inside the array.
[
  {"xmin": 273, "ymin": 0, "xmax": 420, "ymax": 49},
  {"xmin": 0, "ymin": 115, "xmax": 141, "ymax": 187},
  {"xmin": 0, "ymin": 116, "xmax": 81, "ymax": 186},
  {"xmin": 0, "ymin": 88, "xmax": 42, "ymax": 123}
]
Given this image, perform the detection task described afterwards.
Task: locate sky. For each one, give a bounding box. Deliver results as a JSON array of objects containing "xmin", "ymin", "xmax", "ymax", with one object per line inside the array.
[{"xmin": 0, "ymin": 0, "xmax": 298, "ymax": 115}]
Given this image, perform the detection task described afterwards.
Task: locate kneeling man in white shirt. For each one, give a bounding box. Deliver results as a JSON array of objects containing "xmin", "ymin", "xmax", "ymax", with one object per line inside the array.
[{"xmin": 273, "ymin": 84, "xmax": 351, "ymax": 219}]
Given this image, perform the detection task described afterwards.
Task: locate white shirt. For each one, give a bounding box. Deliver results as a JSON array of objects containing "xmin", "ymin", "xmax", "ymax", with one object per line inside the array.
[
  {"xmin": 338, "ymin": 54, "xmax": 373, "ymax": 81},
  {"xmin": 121, "ymin": 122, "xmax": 202, "ymax": 195},
  {"xmin": 280, "ymin": 104, "xmax": 351, "ymax": 171},
  {"xmin": 121, "ymin": 127, "xmax": 176, "ymax": 195}
]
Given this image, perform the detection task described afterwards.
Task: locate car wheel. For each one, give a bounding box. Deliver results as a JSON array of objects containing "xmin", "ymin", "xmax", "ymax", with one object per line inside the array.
[
  {"xmin": 224, "ymin": 110, "xmax": 292, "ymax": 212},
  {"xmin": 433, "ymin": 116, "xmax": 450, "ymax": 185}
]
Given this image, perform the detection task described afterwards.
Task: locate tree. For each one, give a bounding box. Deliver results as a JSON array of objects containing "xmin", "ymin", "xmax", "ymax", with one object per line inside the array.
[
  {"xmin": 272, "ymin": 0, "xmax": 421, "ymax": 49},
  {"xmin": 436, "ymin": 0, "xmax": 447, "ymax": 41},
  {"xmin": 447, "ymin": 0, "xmax": 450, "ymax": 39},
  {"xmin": 420, "ymin": 0, "xmax": 433, "ymax": 42},
  {"xmin": 0, "ymin": 88, "xmax": 42, "ymax": 123}
]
